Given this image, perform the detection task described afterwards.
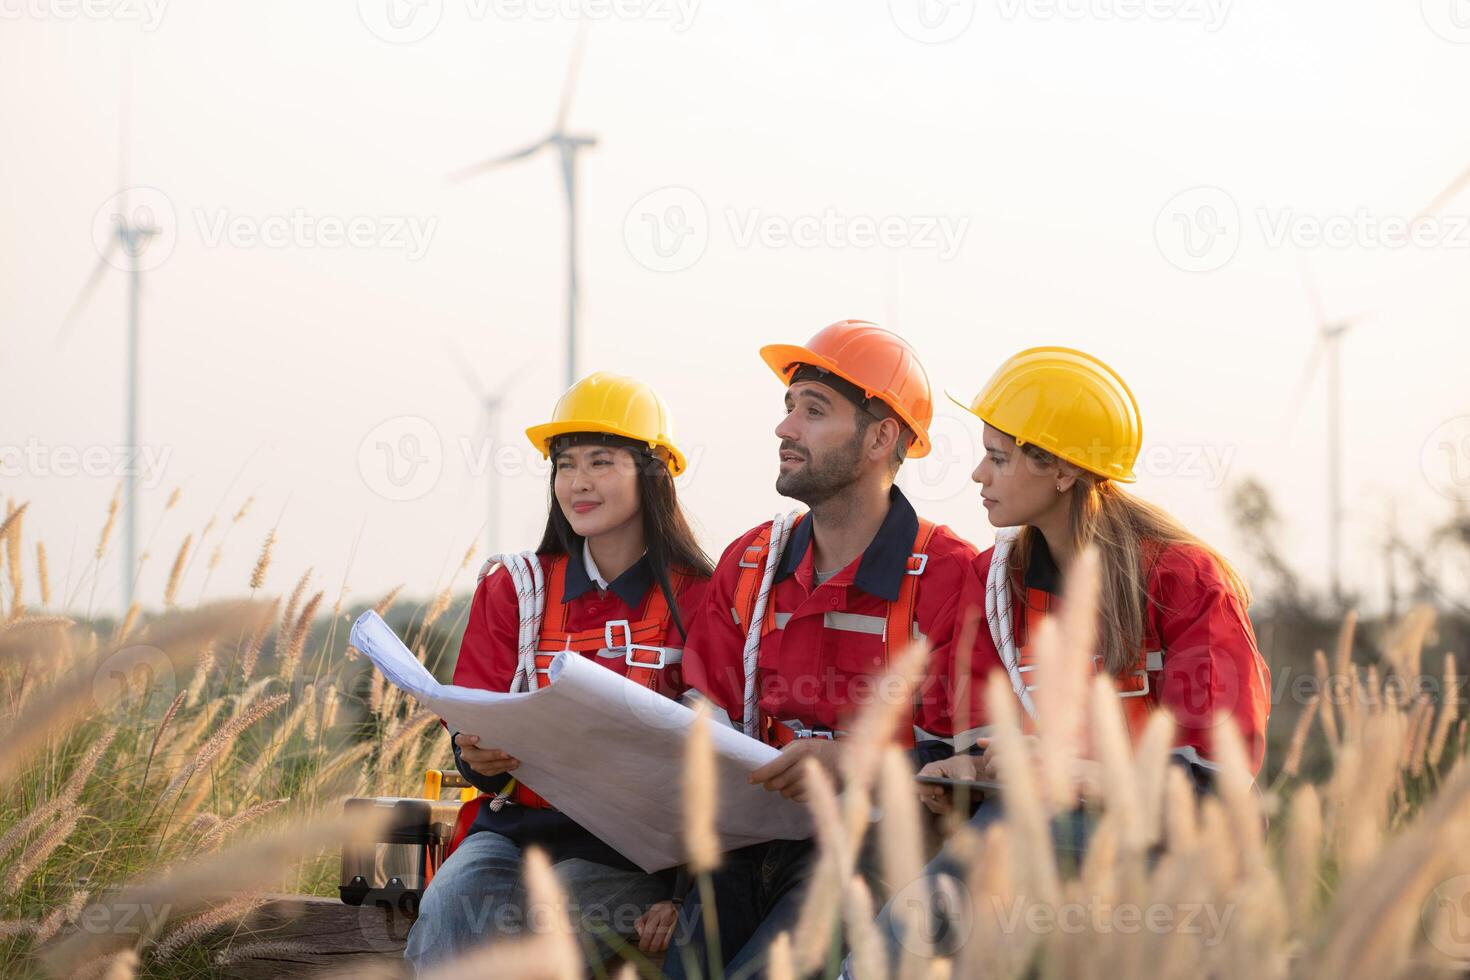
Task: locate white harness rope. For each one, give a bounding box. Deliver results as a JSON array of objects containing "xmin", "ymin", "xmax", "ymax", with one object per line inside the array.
[
  {"xmin": 984, "ymin": 527, "xmax": 1039, "ymax": 720},
  {"xmin": 474, "ymin": 551, "xmax": 546, "ymax": 812},
  {"xmin": 740, "ymin": 511, "xmax": 800, "ymax": 737},
  {"xmin": 478, "ymin": 551, "xmax": 548, "ymax": 694}
]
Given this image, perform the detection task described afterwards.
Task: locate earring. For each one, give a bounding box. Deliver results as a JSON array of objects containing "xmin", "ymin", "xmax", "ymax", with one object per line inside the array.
[{"xmin": 1056, "ymin": 484, "xmax": 1063, "ymax": 492}]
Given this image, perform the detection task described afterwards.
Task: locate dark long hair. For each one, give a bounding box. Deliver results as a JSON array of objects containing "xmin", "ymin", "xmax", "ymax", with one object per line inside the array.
[{"xmin": 536, "ymin": 434, "xmax": 713, "ymax": 641}]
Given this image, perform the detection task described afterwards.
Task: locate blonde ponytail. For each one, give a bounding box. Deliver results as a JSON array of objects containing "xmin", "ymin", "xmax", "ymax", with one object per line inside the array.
[{"xmin": 1011, "ymin": 465, "xmax": 1249, "ymax": 675}]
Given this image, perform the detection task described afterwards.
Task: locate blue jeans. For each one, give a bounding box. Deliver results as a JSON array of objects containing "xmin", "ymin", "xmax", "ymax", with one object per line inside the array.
[
  {"xmin": 404, "ymin": 830, "xmax": 670, "ymax": 974},
  {"xmin": 844, "ymin": 797, "xmax": 1094, "ymax": 980},
  {"xmin": 663, "ymin": 838, "xmax": 844, "ymax": 980}
]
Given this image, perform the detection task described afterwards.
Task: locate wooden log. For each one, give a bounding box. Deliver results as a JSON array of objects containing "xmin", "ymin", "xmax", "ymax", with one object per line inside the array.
[
  {"xmin": 211, "ymin": 894, "xmax": 665, "ymax": 978},
  {"xmin": 213, "ymin": 893, "xmax": 411, "ymax": 979}
]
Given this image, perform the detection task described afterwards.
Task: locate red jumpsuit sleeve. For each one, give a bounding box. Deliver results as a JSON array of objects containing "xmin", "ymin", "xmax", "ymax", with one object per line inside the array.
[
  {"xmin": 664, "ymin": 575, "xmax": 709, "ymax": 698},
  {"xmin": 1151, "ymin": 546, "xmax": 1272, "ymax": 775},
  {"xmin": 680, "ymin": 531, "xmax": 760, "ymax": 725},
  {"xmin": 451, "ymin": 565, "xmax": 522, "ymax": 693},
  {"xmin": 911, "ymin": 536, "xmax": 986, "ymax": 744}
]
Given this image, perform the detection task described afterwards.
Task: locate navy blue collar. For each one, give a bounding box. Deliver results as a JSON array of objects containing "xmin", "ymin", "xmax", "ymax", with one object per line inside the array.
[
  {"xmin": 1022, "ymin": 531, "xmax": 1063, "ymax": 595},
  {"xmin": 774, "ymin": 485, "xmax": 921, "ymax": 602},
  {"xmin": 562, "ymin": 545, "xmax": 655, "ymax": 609}
]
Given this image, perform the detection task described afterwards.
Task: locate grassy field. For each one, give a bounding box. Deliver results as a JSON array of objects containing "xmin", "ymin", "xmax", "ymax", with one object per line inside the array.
[{"xmin": 3, "ymin": 494, "xmax": 1470, "ymax": 979}]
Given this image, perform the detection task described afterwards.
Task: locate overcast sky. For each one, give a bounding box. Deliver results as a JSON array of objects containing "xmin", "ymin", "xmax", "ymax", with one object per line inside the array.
[{"xmin": 4, "ymin": 0, "xmax": 1470, "ymax": 618}]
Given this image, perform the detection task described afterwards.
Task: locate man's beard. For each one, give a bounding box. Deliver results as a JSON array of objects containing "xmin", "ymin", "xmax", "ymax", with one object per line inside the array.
[{"xmin": 775, "ymin": 431, "xmax": 865, "ymax": 505}]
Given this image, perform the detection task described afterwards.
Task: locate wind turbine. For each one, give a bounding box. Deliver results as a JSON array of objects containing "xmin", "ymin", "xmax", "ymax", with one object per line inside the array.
[
  {"xmin": 59, "ymin": 80, "xmax": 162, "ymax": 613},
  {"xmin": 1421, "ymin": 160, "xmax": 1470, "ymax": 218},
  {"xmin": 448, "ymin": 344, "xmax": 534, "ymax": 556},
  {"xmin": 450, "ymin": 27, "xmax": 594, "ymax": 391},
  {"xmin": 1291, "ymin": 266, "xmax": 1364, "ymax": 608}
]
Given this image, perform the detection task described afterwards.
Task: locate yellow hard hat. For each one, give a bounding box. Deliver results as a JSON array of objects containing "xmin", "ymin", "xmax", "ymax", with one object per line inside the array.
[
  {"xmin": 526, "ymin": 372, "xmax": 687, "ymax": 476},
  {"xmin": 949, "ymin": 347, "xmax": 1142, "ymax": 483}
]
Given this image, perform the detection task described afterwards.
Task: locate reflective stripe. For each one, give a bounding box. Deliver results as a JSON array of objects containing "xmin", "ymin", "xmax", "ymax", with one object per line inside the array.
[
  {"xmin": 912, "ymin": 725, "xmax": 995, "ymax": 750},
  {"xmin": 950, "ymin": 725, "xmax": 992, "ymax": 752},
  {"xmin": 681, "ymin": 690, "xmax": 738, "ymax": 730},
  {"xmin": 1146, "ymin": 650, "xmax": 1164, "ymax": 671},
  {"xmin": 774, "ymin": 612, "xmax": 792, "ymax": 629},
  {"xmin": 730, "ymin": 606, "xmax": 742, "ymax": 627},
  {"xmin": 912, "ymin": 725, "xmax": 949, "ymax": 746},
  {"xmin": 1170, "ymin": 745, "xmax": 1220, "ymax": 772},
  {"xmin": 592, "ymin": 646, "xmax": 683, "ymax": 666},
  {"xmin": 776, "ymin": 718, "xmax": 844, "ymax": 739},
  {"xmin": 824, "ymin": 611, "xmax": 886, "ymax": 636}
]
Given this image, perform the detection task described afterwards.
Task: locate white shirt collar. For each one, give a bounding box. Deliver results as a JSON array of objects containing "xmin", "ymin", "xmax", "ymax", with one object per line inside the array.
[
  {"xmin": 581, "ymin": 539, "xmax": 611, "ymax": 590},
  {"xmin": 582, "ymin": 540, "xmax": 649, "ymax": 592}
]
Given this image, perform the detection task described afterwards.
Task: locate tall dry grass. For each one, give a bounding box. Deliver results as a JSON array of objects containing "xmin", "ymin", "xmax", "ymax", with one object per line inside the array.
[
  {"xmin": 0, "ymin": 496, "xmax": 475, "ymax": 978},
  {"xmin": 5, "ymin": 490, "xmax": 1470, "ymax": 980}
]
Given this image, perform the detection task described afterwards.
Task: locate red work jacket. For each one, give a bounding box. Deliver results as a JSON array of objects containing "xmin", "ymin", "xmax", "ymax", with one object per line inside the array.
[
  {"xmin": 682, "ymin": 486, "xmax": 983, "ymax": 759},
  {"xmin": 965, "ymin": 531, "xmax": 1272, "ymax": 775}
]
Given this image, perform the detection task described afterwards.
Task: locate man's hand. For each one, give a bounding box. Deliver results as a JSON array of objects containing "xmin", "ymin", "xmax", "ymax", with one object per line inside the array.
[
  {"xmin": 748, "ymin": 739, "xmax": 842, "ymax": 802},
  {"xmin": 915, "ymin": 754, "xmax": 982, "ymax": 815},
  {"xmin": 634, "ymin": 900, "xmax": 678, "ymax": 953},
  {"xmin": 454, "ymin": 733, "xmax": 520, "ymax": 778}
]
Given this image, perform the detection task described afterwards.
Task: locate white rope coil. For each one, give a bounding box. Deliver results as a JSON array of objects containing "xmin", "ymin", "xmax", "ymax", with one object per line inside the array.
[
  {"xmin": 477, "ymin": 550, "xmax": 546, "ymax": 693},
  {"xmin": 475, "ymin": 550, "xmax": 546, "ymax": 811},
  {"xmin": 984, "ymin": 526, "xmax": 1038, "ymax": 719},
  {"xmin": 740, "ymin": 511, "xmax": 800, "ymax": 737}
]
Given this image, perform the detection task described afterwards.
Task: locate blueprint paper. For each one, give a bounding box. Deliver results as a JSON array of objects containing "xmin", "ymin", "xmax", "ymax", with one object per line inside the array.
[{"xmin": 348, "ymin": 610, "xmax": 812, "ymax": 871}]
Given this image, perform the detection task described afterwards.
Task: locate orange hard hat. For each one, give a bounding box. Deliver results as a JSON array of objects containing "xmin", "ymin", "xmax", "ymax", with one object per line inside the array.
[{"xmin": 759, "ymin": 320, "xmax": 933, "ymax": 458}]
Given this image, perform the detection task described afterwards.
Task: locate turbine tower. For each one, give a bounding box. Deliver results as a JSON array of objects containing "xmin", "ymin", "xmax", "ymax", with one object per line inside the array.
[
  {"xmin": 60, "ymin": 81, "xmax": 161, "ymax": 612},
  {"xmin": 450, "ymin": 27, "xmax": 594, "ymax": 390},
  {"xmin": 448, "ymin": 343, "xmax": 531, "ymax": 556},
  {"xmin": 1292, "ymin": 267, "xmax": 1362, "ymax": 607}
]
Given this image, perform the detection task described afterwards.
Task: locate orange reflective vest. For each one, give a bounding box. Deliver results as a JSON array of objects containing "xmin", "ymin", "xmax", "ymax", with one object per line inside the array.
[{"xmin": 503, "ymin": 555, "xmax": 687, "ymax": 810}]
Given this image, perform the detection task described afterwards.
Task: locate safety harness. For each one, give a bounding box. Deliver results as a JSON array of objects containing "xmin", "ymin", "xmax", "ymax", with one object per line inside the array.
[
  {"xmin": 456, "ymin": 550, "xmax": 686, "ymax": 819},
  {"xmin": 729, "ymin": 511, "xmax": 939, "ymax": 748},
  {"xmin": 984, "ymin": 527, "xmax": 1163, "ymax": 740}
]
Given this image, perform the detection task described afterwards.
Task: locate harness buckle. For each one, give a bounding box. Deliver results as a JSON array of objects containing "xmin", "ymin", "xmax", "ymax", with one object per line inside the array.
[
  {"xmin": 624, "ymin": 644, "xmax": 669, "ymax": 670},
  {"xmin": 906, "ymin": 553, "xmax": 929, "ymax": 576},
  {"xmin": 738, "ymin": 545, "xmax": 765, "ymax": 569},
  {"xmin": 1090, "ymin": 654, "xmax": 1152, "ymax": 698},
  {"xmin": 1116, "ymin": 669, "xmax": 1151, "ymax": 699},
  {"xmin": 604, "ymin": 619, "xmax": 633, "ymax": 650},
  {"xmin": 778, "ymin": 718, "xmax": 837, "ymax": 740}
]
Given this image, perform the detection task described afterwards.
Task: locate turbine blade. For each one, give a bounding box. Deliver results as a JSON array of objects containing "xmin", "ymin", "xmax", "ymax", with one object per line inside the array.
[
  {"xmin": 555, "ymin": 22, "xmax": 589, "ymax": 134},
  {"xmin": 58, "ymin": 241, "xmax": 120, "ymax": 346},
  {"xmin": 493, "ymin": 356, "xmax": 537, "ymax": 394},
  {"xmin": 1423, "ymin": 162, "xmax": 1470, "ymax": 218},
  {"xmin": 119, "ymin": 56, "xmax": 131, "ymax": 193},
  {"xmin": 445, "ymin": 339, "xmax": 487, "ymax": 396},
  {"xmin": 1299, "ymin": 261, "xmax": 1328, "ymax": 330},
  {"xmin": 446, "ymin": 138, "xmax": 551, "ymax": 181},
  {"xmin": 1285, "ymin": 335, "xmax": 1327, "ymax": 429}
]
